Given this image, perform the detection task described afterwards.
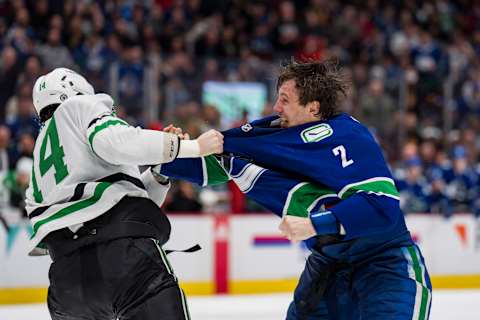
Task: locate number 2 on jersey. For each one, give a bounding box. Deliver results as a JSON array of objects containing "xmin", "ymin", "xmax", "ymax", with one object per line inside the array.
[
  {"xmin": 332, "ymin": 145, "xmax": 354, "ymax": 168},
  {"xmin": 39, "ymin": 117, "xmax": 69, "ymax": 184}
]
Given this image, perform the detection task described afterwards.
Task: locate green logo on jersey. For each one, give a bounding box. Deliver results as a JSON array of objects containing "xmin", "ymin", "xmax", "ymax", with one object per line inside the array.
[{"xmin": 300, "ymin": 124, "xmax": 333, "ymax": 143}]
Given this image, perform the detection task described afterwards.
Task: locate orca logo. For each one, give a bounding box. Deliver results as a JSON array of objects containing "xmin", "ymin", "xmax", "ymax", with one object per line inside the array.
[{"xmin": 241, "ymin": 123, "xmax": 252, "ymax": 132}]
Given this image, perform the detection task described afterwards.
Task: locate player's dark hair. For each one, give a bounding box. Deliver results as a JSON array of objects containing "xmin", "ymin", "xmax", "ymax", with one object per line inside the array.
[
  {"xmin": 39, "ymin": 104, "xmax": 60, "ymax": 123},
  {"xmin": 38, "ymin": 93, "xmax": 84, "ymax": 123},
  {"xmin": 277, "ymin": 58, "xmax": 348, "ymax": 120}
]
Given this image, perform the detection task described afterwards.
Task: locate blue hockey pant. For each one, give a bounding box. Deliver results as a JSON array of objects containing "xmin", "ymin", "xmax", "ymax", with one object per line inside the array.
[{"xmin": 286, "ymin": 244, "xmax": 432, "ymax": 320}]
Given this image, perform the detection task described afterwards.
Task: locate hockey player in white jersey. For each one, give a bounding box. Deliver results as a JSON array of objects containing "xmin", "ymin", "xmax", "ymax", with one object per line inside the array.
[{"xmin": 26, "ymin": 68, "xmax": 223, "ymax": 320}]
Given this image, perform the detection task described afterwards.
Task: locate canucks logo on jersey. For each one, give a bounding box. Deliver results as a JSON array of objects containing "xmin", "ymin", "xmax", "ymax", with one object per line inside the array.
[{"xmin": 300, "ymin": 123, "xmax": 333, "ymax": 143}]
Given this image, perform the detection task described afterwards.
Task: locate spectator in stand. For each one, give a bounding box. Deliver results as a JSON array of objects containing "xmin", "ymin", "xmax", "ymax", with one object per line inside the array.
[
  {"xmin": 17, "ymin": 55, "xmax": 43, "ymax": 87},
  {"xmin": 0, "ymin": 0, "xmax": 479, "ymax": 215},
  {"xmin": 427, "ymin": 170, "xmax": 451, "ymax": 216},
  {"xmin": 12, "ymin": 132, "xmax": 35, "ymax": 169},
  {"xmin": 419, "ymin": 139, "xmax": 439, "ymax": 180},
  {"xmin": 457, "ymin": 66, "xmax": 480, "ymax": 125},
  {"xmin": 202, "ymin": 104, "xmax": 222, "ymax": 131},
  {"xmin": 36, "ymin": 27, "xmax": 75, "ymax": 70},
  {"xmin": 396, "ymin": 157, "xmax": 431, "ymax": 214},
  {"xmin": 274, "ymin": 1, "xmax": 299, "ymax": 57},
  {"xmin": 443, "ymin": 146, "xmax": 479, "ymax": 214},
  {"xmin": 0, "ymin": 18, "xmax": 6, "ymax": 50},
  {"xmin": 116, "ymin": 45, "xmax": 145, "ymax": 118},
  {"xmin": 30, "ymin": 0, "xmax": 52, "ymax": 42},
  {"xmin": 411, "ymin": 29, "xmax": 445, "ymax": 98},
  {"xmin": 0, "ymin": 126, "xmax": 11, "ymax": 209},
  {"xmin": 0, "ymin": 47, "xmax": 21, "ymax": 121},
  {"xmin": 5, "ymin": 7, "xmax": 35, "ymax": 59},
  {"xmin": 165, "ymin": 181, "xmax": 202, "ymax": 213},
  {"xmin": 6, "ymin": 83, "xmax": 39, "ymax": 142},
  {"xmin": 358, "ymin": 78, "xmax": 396, "ymax": 138},
  {"xmin": 11, "ymin": 156, "xmax": 32, "ymax": 214}
]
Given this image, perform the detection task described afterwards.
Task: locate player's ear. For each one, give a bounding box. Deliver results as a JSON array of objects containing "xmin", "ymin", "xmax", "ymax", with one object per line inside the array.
[{"xmin": 306, "ymin": 101, "xmax": 320, "ymax": 117}]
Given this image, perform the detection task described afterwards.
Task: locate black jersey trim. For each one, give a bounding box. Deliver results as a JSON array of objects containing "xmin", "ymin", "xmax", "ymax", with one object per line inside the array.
[
  {"xmin": 28, "ymin": 173, "xmax": 145, "ymax": 219},
  {"xmin": 97, "ymin": 172, "xmax": 145, "ymax": 190},
  {"xmin": 87, "ymin": 113, "xmax": 114, "ymax": 129}
]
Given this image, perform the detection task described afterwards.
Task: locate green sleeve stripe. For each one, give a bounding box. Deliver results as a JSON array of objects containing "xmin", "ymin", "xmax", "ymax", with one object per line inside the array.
[
  {"xmin": 88, "ymin": 119, "xmax": 129, "ymax": 150},
  {"xmin": 283, "ymin": 182, "xmax": 337, "ymax": 217},
  {"xmin": 30, "ymin": 182, "xmax": 112, "ymax": 238},
  {"xmin": 338, "ymin": 177, "xmax": 399, "ymax": 200},
  {"xmin": 203, "ymin": 155, "xmax": 230, "ymax": 186}
]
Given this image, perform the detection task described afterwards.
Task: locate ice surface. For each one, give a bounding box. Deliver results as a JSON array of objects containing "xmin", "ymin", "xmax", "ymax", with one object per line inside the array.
[{"xmin": 0, "ymin": 290, "xmax": 478, "ymax": 320}]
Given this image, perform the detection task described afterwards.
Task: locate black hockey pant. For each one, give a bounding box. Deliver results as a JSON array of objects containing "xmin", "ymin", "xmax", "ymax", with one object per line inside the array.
[{"xmin": 47, "ymin": 237, "xmax": 190, "ymax": 320}]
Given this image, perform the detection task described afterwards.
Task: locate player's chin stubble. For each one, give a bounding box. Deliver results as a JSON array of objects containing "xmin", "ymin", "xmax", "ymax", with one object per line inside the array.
[{"xmin": 280, "ymin": 118, "xmax": 289, "ymax": 128}]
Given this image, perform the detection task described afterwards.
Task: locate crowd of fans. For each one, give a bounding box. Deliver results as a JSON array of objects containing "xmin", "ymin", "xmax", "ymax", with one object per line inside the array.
[{"xmin": 0, "ymin": 0, "xmax": 479, "ymax": 218}]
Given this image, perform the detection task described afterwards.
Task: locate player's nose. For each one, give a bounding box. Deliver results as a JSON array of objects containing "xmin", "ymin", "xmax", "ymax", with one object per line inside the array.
[{"xmin": 273, "ymin": 101, "xmax": 282, "ymax": 113}]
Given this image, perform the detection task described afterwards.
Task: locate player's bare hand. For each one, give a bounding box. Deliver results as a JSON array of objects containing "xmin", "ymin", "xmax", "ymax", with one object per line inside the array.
[
  {"xmin": 164, "ymin": 124, "xmax": 190, "ymax": 140},
  {"xmin": 197, "ymin": 129, "xmax": 223, "ymax": 156},
  {"xmin": 279, "ymin": 216, "xmax": 316, "ymax": 243}
]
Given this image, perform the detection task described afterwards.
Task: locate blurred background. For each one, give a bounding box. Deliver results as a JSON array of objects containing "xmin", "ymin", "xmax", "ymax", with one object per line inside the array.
[{"xmin": 0, "ymin": 0, "xmax": 480, "ymax": 318}]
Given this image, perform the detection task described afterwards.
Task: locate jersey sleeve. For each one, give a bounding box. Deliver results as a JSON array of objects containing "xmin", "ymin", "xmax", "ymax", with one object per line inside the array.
[
  {"xmin": 162, "ymin": 155, "xmax": 339, "ymax": 220},
  {"xmin": 89, "ymin": 124, "xmax": 179, "ymax": 166},
  {"xmin": 161, "ymin": 155, "xmax": 230, "ymax": 186},
  {"xmin": 227, "ymin": 156, "xmax": 339, "ymax": 218},
  {"xmin": 25, "ymin": 178, "xmax": 37, "ymax": 214},
  {"xmin": 65, "ymin": 94, "xmax": 180, "ymax": 166},
  {"xmin": 140, "ymin": 169, "xmax": 170, "ymax": 208}
]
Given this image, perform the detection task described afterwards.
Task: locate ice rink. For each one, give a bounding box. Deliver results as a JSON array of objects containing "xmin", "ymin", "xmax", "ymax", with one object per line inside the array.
[{"xmin": 0, "ymin": 290, "xmax": 479, "ymax": 320}]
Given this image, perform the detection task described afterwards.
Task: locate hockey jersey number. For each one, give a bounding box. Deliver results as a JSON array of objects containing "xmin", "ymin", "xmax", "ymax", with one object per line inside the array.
[
  {"xmin": 39, "ymin": 117, "xmax": 69, "ymax": 184},
  {"xmin": 332, "ymin": 145, "xmax": 354, "ymax": 168}
]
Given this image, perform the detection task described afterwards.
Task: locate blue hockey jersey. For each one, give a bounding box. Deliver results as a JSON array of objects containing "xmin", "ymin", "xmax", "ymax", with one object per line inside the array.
[
  {"xmin": 162, "ymin": 155, "xmax": 340, "ymax": 219},
  {"xmin": 221, "ymin": 114, "xmax": 405, "ymax": 239},
  {"xmin": 161, "ymin": 154, "xmax": 341, "ymax": 249},
  {"xmin": 163, "ymin": 113, "xmax": 408, "ymax": 241}
]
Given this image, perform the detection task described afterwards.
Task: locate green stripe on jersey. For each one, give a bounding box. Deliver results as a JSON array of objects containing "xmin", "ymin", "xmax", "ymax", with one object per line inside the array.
[
  {"xmin": 204, "ymin": 156, "xmax": 229, "ymax": 185},
  {"xmin": 88, "ymin": 119, "xmax": 129, "ymax": 149},
  {"xmin": 283, "ymin": 182, "xmax": 337, "ymax": 217},
  {"xmin": 339, "ymin": 178, "xmax": 399, "ymax": 200},
  {"xmin": 31, "ymin": 182, "xmax": 112, "ymax": 238},
  {"xmin": 407, "ymin": 246, "xmax": 430, "ymax": 320}
]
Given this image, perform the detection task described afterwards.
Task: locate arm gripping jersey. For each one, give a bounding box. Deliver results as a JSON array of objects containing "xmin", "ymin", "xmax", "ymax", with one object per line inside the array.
[{"xmin": 26, "ymin": 94, "xmax": 174, "ymax": 252}]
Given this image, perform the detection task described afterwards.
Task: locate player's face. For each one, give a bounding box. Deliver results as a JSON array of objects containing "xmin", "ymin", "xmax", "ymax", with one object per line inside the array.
[{"xmin": 273, "ymin": 79, "xmax": 318, "ymax": 128}]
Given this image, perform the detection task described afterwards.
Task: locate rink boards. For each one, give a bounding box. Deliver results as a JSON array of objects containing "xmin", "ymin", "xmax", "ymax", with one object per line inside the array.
[{"xmin": 1, "ymin": 212, "xmax": 480, "ymax": 303}]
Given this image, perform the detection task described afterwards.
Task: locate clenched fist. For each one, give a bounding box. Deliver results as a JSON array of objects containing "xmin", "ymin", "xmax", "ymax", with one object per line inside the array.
[
  {"xmin": 197, "ymin": 129, "xmax": 224, "ymax": 156},
  {"xmin": 279, "ymin": 215, "xmax": 317, "ymax": 243}
]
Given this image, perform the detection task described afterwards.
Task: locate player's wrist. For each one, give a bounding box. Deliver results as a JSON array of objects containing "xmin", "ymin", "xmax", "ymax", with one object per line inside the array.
[{"xmin": 177, "ymin": 140, "xmax": 201, "ymax": 158}]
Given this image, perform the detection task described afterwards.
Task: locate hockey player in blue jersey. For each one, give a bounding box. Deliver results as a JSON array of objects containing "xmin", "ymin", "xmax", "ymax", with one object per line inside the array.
[{"xmin": 162, "ymin": 59, "xmax": 431, "ymax": 319}]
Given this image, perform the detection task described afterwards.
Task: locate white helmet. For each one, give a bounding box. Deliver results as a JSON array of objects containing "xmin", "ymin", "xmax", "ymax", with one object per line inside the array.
[{"xmin": 32, "ymin": 68, "xmax": 94, "ymax": 115}]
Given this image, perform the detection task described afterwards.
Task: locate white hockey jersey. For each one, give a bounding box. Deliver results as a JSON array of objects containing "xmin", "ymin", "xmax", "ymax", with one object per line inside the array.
[{"xmin": 26, "ymin": 93, "xmax": 178, "ymax": 252}]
